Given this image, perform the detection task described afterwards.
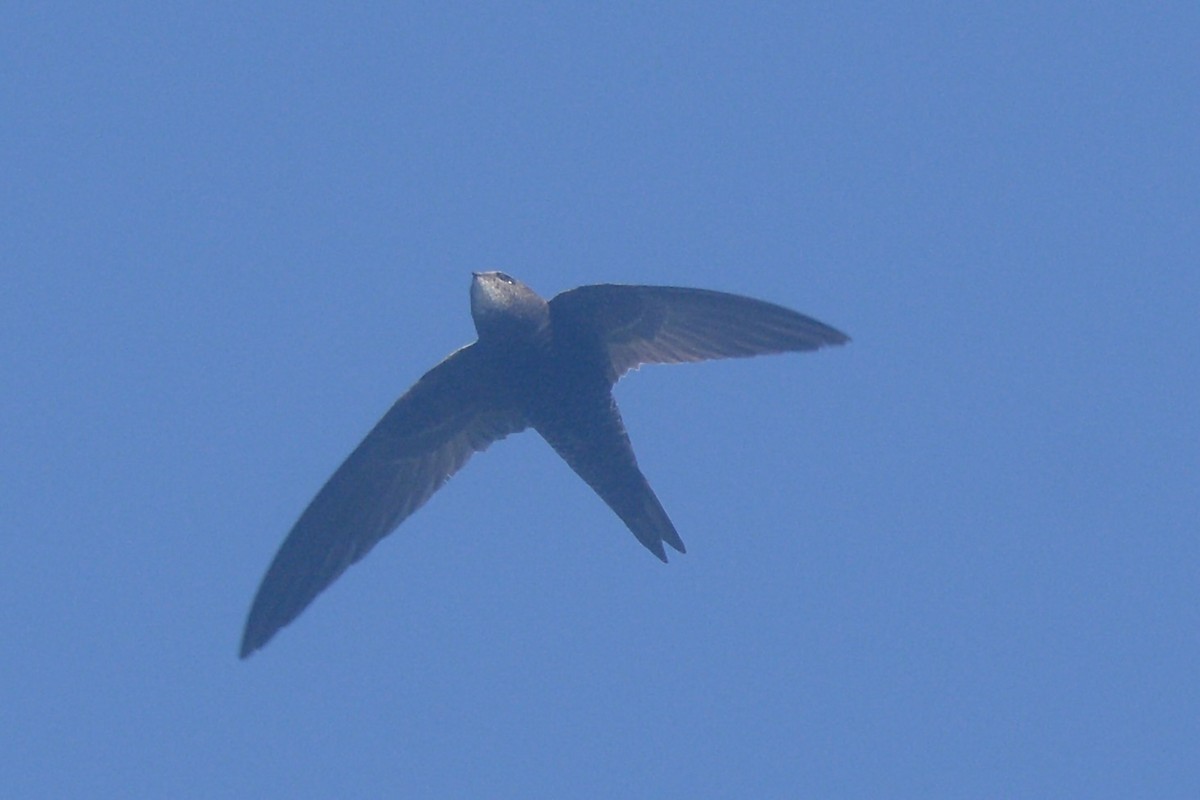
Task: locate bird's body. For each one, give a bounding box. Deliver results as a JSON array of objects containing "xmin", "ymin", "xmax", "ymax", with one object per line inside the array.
[{"xmin": 240, "ymin": 272, "xmax": 848, "ymax": 657}]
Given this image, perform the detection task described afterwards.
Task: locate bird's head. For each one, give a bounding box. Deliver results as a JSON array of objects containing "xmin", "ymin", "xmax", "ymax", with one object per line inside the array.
[{"xmin": 470, "ymin": 272, "xmax": 550, "ymax": 340}]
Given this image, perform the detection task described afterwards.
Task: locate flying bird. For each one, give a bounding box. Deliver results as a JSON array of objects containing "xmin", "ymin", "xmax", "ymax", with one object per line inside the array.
[{"xmin": 240, "ymin": 273, "xmax": 848, "ymax": 657}]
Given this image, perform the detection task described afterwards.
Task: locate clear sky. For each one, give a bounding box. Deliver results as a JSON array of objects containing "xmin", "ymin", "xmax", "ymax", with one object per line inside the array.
[{"xmin": 4, "ymin": 4, "xmax": 1197, "ymax": 797}]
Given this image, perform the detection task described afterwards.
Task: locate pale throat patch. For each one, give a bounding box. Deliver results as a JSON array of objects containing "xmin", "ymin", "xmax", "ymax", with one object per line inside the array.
[{"xmin": 470, "ymin": 277, "xmax": 508, "ymax": 319}]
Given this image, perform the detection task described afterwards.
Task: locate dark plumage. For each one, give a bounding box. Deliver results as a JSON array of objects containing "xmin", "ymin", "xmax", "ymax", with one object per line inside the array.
[{"xmin": 240, "ymin": 272, "xmax": 848, "ymax": 657}]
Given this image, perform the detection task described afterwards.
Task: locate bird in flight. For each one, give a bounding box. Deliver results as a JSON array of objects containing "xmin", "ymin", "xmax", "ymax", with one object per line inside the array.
[{"xmin": 240, "ymin": 273, "xmax": 848, "ymax": 657}]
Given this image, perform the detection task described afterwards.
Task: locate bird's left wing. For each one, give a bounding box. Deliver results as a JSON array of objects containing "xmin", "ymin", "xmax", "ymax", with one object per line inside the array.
[
  {"xmin": 549, "ymin": 284, "xmax": 849, "ymax": 381},
  {"xmin": 240, "ymin": 343, "xmax": 526, "ymax": 657}
]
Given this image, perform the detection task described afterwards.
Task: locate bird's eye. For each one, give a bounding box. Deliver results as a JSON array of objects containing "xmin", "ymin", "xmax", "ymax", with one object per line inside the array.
[{"xmin": 497, "ymin": 272, "xmax": 514, "ymax": 284}]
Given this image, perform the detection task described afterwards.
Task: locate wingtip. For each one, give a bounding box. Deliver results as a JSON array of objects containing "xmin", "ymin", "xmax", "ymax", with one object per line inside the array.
[
  {"xmin": 818, "ymin": 323, "xmax": 851, "ymax": 348},
  {"xmin": 238, "ymin": 631, "xmax": 261, "ymax": 660},
  {"xmin": 239, "ymin": 615, "xmax": 278, "ymax": 660}
]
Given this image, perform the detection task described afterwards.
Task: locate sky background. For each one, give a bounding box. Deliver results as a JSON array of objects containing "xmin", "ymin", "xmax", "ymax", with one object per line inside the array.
[{"xmin": 4, "ymin": 4, "xmax": 1197, "ymax": 797}]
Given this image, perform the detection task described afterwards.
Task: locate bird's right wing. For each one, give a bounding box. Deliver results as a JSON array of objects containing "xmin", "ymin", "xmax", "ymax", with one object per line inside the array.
[
  {"xmin": 240, "ymin": 343, "xmax": 526, "ymax": 658},
  {"xmin": 549, "ymin": 284, "xmax": 849, "ymax": 381}
]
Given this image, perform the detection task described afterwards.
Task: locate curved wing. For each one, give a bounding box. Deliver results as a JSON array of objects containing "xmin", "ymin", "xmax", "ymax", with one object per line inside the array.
[
  {"xmin": 549, "ymin": 284, "xmax": 850, "ymax": 381},
  {"xmin": 240, "ymin": 343, "xmax": 526, "ymax": 658}
]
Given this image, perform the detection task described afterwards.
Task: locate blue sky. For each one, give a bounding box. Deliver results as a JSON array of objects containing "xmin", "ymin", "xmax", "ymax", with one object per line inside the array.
[{"xmin": 4, "ymin": 4, "xmax": 1197, "ymax": 797}]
